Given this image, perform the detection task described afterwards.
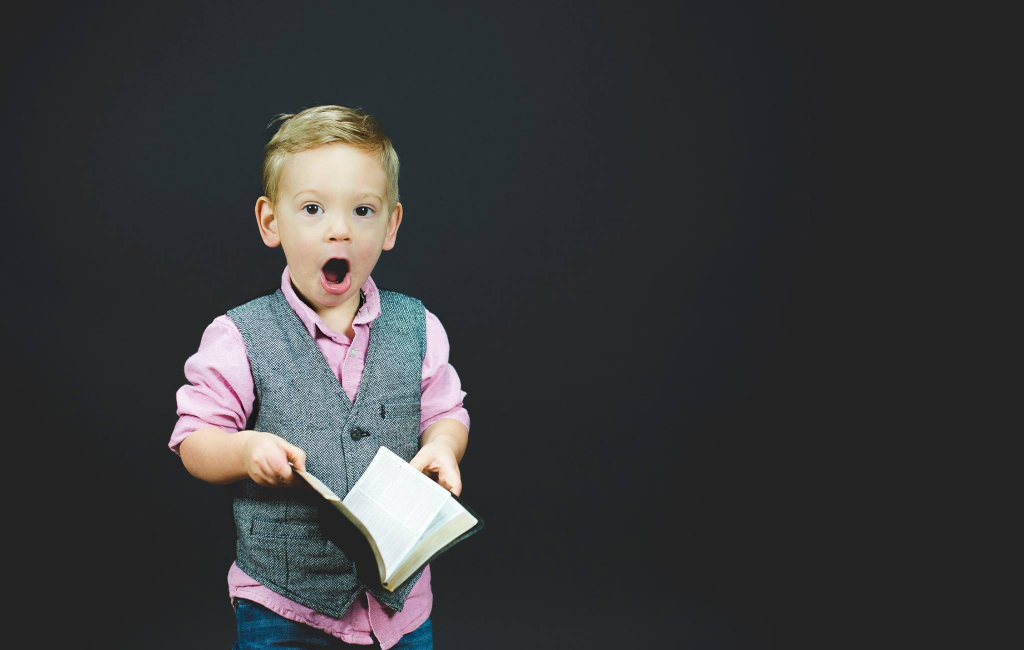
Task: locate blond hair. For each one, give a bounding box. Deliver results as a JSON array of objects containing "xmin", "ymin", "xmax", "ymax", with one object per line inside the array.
[{"xmin": 262, "ymin": 105, "xmax": 400, "ymax": 214}]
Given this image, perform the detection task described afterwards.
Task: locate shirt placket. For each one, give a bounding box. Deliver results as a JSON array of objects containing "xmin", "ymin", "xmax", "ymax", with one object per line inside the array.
[
  {"xmin": 342, "ymin": 326, "xmax": 365, "ymax": 395},
  {"xmin": 366, "ymin": 591, "xmax": 399, "ymax": 648}
]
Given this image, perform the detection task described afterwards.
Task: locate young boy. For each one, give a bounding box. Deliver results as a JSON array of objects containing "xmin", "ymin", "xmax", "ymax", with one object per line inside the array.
[{"xmin": 169, "ymin": 105, "xmax": 470, "ymax": 650}]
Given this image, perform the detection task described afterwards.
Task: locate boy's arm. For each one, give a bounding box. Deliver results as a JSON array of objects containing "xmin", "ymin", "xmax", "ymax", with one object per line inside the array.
[
  {"xmin": 411, "ymin": 419, "xmax": 468, "ymax": 496},
  {"xmin": 172, "ymin": 316, "xmax": 306, "ymax": 488},
  {"xmin": 180, "ymin": 427, "xmax": 307, "ymax": 488},
  {"xmin": 409, "ymin": 308, "xmax": 471, "ymax": 496},
  {"xmin": 170, "ymin": 316, "xmax": 254, "ymax": 456}
]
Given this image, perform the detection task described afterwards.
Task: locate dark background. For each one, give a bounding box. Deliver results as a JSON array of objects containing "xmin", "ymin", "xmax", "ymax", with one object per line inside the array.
[{"xmin": 4, "ymin": 1, "xmax": 876, "ymax": 647}]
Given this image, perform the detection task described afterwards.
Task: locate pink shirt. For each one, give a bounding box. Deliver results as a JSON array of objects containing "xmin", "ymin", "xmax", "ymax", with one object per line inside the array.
[{"xmin": 170, "ymin": 266, "xmax": 470, "ymax": 648}]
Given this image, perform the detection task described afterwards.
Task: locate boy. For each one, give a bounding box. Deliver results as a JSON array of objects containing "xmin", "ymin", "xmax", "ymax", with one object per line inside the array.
[{"xmin": 169, "ymin": 105, "xmax": 469, "ymax": 650}]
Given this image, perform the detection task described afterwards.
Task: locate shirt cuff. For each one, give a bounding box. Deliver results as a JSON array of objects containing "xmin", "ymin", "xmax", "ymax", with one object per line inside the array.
[{"xmin": 168, "ymin": 416, "xmax": 235, "ymax": 456}]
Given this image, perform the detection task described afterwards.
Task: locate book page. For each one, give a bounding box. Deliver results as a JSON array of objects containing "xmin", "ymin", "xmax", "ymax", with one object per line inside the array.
[
  {"xmin": 342, "ymin": 447, "xmax": 449, "ymax": 579},
  {"xmin": 385, "ymin": 498, "xmax": 477, "ymax": 591},
  {"xmin": 413, "ymin": 497, "xmax": 464, "ymax": 547}
]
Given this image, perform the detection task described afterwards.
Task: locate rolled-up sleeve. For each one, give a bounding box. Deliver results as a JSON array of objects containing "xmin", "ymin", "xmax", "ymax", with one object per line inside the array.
[
  {"xmin": 169, "ymin": 315, "xmax": 256, "ymax": 455},
  {"xmin": 419, "ymin": 309, "xmax": 470, "ymax": 436}
]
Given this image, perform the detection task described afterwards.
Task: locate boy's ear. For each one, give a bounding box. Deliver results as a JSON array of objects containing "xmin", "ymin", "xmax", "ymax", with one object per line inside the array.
[
  {"xmin": 256, "ymin": 197, "xmax": 280, "ymax": 247},
  {"xmin": 382, "ymin": 202, "xmax": 403, "ymax": 251}
]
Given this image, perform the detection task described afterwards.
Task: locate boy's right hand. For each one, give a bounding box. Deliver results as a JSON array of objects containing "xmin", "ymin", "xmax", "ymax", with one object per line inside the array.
[{"xmin": 239, "ymin": 430, "xmax": 308, "ymax": 488}]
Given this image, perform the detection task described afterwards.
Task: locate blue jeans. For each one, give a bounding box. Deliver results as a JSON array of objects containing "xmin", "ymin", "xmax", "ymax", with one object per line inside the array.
[{"xmin": 231, "ymin": 598, "xmax": 433, "ymax": 650}]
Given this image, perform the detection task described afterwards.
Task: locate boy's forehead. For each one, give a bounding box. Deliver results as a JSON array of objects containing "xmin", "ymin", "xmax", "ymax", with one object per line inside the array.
[{"xmin": 279, "ymin": 143, "xmax": 388, "ymax": 196}]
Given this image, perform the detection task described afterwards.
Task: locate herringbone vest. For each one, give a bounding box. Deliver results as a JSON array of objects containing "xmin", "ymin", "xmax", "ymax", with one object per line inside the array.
[{"xmin": 225, "ymin": 286, "xmax": 426, "ymax": 618}]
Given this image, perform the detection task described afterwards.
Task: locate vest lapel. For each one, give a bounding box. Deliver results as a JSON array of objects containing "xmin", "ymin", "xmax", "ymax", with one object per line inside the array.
[{"xmin": 271, "ymin": 289, "xmax": 391, "ymax": 415}]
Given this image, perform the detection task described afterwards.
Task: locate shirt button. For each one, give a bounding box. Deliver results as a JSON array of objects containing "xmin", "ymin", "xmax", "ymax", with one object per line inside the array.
[{"xmin": 348, "ymin": 348, "xmax": 357, "ymax": 358}]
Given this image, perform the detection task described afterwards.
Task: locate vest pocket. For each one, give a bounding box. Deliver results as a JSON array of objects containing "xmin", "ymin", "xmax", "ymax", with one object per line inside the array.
[
  {"xmin": 379, "ymin": 401, "xmax": 421, "ymax": 461},
  {"xmin": 288, "ymin": 538, "xmax": 355, "ymax": 577},
  {"xmin": 241, "ymin": 530, "xmax": 287, "ymax": 591},
  {"xmin": 245, "ymin": 517, "xmax": 321, "ymax": 585},
  {"xmin": 250, "ymin": 518, "xmax": 322, "ymax": 539},
  {"xmin": 245, "ymin": 519, "xmax": 322, "ymax": 588},
  {"xmin": 245, "ymin": 519, "xmax": 356, "ymax": 596},
  {"xmin": 382, "ymin": 401, "xmax": 420, "ymax": 420}
]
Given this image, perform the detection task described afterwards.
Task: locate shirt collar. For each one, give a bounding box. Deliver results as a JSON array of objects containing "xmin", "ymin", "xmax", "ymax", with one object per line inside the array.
[{"xmin": 280, "ymin": 266, "xmax": 381, "ymax": 341}]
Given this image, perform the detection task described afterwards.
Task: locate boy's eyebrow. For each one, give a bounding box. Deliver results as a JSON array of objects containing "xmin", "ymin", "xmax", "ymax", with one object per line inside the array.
[{"xmin": 293, "ymin": 188, "xmax": 384, "ymax": 203}]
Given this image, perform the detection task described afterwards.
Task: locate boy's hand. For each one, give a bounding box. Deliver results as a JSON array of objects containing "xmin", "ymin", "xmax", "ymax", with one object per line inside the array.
[
  {"xmin": 239, "ymin": 430, "xmax": 308, "ymax": 488},
  {"xmin": 410, "ymin": 441, "xmax": 462, "ymax": 496}
]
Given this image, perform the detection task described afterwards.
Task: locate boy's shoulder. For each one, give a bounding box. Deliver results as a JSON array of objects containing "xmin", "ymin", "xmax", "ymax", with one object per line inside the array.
[
  {"xmin": 376, "ymin": 287, "xmax": 429, "ymax": 332},
  {"xmin": 376, "ymin": 285, "xmax": 423, "ymax": 307},
  {"xmin": 375, "ymin": 288, "xmax": 427, "ymax": 353},
  {"xmin": 222, "ymin": 286, "xmax": 282, "ymax": 332}
]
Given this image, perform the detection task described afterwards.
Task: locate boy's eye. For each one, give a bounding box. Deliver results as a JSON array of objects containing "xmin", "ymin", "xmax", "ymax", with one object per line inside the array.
[
  {"xmin": 302, "ymin": 204, "xmax": 323, "ymax": 216},
  {"xmin": 355, "ymin": 206, "xmax": 374, "ymax": 217}
]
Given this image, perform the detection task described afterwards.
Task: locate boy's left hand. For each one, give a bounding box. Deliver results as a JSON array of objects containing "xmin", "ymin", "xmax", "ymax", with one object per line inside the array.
[{"xmin": 409, "ymin": 441, "xmax": 462, "ymax": 496}]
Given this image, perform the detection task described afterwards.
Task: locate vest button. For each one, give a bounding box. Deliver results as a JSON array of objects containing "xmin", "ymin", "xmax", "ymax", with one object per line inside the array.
[{"xmin": 350, "ymin": 428, "xmax": 368, "ymax": 441}]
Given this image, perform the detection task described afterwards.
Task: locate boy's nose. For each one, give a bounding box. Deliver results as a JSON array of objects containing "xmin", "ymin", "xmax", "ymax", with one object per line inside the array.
[{"xmin": 325, "ymin": 215, "xmax": 351, "ymax": 241}]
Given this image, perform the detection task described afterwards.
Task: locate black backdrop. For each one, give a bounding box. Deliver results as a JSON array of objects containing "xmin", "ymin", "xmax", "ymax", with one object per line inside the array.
[{"xmin": 4, "ymin": 1, "xmax": 868, "ymax": 648}]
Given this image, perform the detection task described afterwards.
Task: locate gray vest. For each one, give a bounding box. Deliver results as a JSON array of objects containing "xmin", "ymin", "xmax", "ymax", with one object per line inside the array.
[{"xmin": 225, "ymin": 287, "xmax": 427, "ymax": 618}]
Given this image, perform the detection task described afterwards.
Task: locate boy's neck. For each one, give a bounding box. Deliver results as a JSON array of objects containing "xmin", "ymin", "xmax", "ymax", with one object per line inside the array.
[
  {"xmin": 292, "ymin": 281, "xmax": 366, "ymax": 340},
  {"xmin": 323, "ymin": 289, "xmax": 366, "ymax": 340}
]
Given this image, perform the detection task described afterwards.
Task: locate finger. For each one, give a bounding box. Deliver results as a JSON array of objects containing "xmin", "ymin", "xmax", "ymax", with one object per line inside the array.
[
  {"xmin": 250, "ymin": 455, "xmax": 288, "ymax": 488},
  {"xmin": 252, "ymin": 463, "xmax": 286, "ymax": 487},
  {"xmin": 285, "ymin": 443, "xmax": 306, "ymax": 472},
  {"xmin": 256, "ymin": 471, "xmax": 279, "ymax": 488},
  {"xmin": 447, "ymin": 474, "xmax": 463, "ymax": 497},
  {"xmin": 273, "ymin": 470, "xmax": 297, "ymax": 488},
  {"xmin": 253, "ymin": 459, "xmax": 280, "ymax": 486},
  {"xmin": 267, "ymin": 445, "xmax": 293, "ymax": 480},
  {"xmin": 259, "ymin": 451, "xmax": 306, "ymax": 489},
  {"xmin": 262, "ymin": 463, "xmax": 287, "ymax": 487}
]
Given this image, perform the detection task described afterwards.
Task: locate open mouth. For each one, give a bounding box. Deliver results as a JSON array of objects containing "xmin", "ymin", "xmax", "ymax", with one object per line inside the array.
[{"xmin": 322, "ymin": 257, "xmax": 349, "ymax": 284}]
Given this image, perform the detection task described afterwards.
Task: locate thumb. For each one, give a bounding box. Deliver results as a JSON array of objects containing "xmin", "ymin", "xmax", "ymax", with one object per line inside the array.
[
  {"xmin": 438, "ymin": 465, "xmax": 463, "ymax": 497},
  {"xmin": 265, "ymin": 444, "xmax": 289, "ymax": 474},
  {"xmin": 284, "ymin": 443, "xmax": 306, "ymax": 472}
]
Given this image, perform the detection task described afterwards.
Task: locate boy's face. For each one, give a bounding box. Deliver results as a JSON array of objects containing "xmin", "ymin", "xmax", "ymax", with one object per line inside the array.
[{"xmin": 256, "ymin": 143, "xmax": 402, "ymax": 319}]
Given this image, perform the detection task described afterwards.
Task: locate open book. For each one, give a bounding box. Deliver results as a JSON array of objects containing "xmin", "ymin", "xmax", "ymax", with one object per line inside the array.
[{"xmin": 293, "ymin": 446, "xmax": 482, "ymax": 592}]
